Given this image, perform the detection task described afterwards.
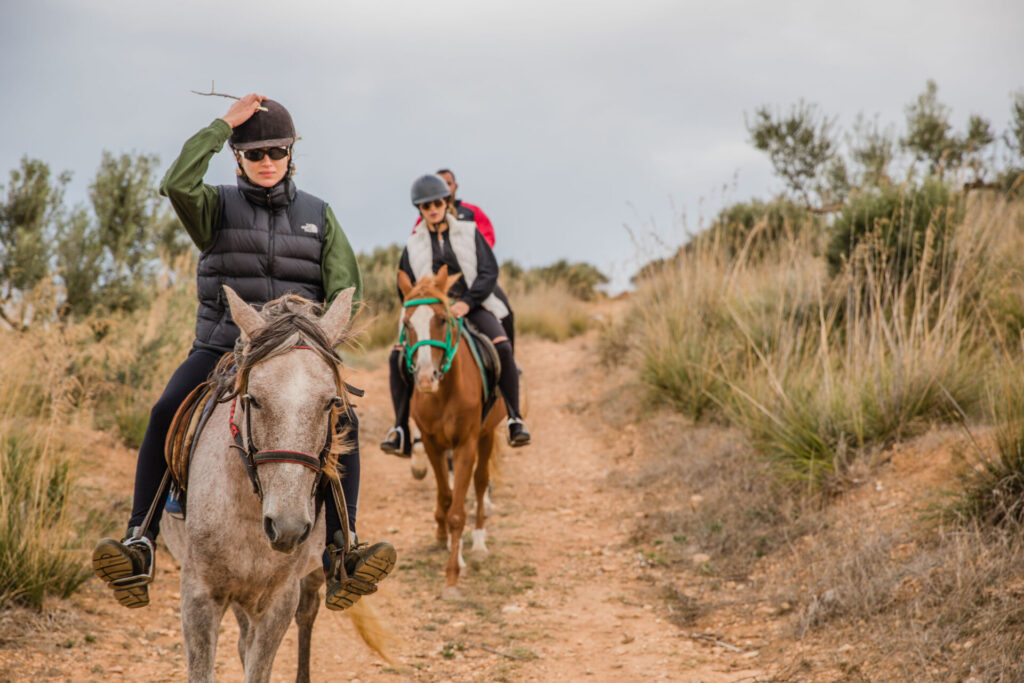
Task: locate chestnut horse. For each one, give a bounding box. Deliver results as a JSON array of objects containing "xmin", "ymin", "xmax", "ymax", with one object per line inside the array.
[{"xmin": 398, "ymin": 266, "xmax": 504, "ymax": 599}]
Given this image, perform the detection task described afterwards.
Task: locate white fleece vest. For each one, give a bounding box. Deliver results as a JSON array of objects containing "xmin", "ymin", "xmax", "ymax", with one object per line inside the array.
[{"xmin": 407, "ymin": 214, "xmax": 509, "ymax": 319}]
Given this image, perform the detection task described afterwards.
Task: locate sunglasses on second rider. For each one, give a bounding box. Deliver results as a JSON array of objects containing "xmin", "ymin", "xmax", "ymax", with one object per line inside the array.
[
  {"xmin": 241, "ymin": 147, "xmax": 290, "ymax": 162},
  {"xmin": 417, "ymin": 198, "xmax": 446, "ymax": 210}
]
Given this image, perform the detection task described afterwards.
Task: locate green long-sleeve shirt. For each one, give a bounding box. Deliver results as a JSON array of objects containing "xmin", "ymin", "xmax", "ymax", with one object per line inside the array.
[{"xmin": 159, "ymin": 118, "xmax": 362, "ymax": 309}]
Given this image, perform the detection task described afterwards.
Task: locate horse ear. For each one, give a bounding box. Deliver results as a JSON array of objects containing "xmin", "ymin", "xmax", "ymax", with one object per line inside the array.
[
  {"xmin": 224, "ymin": 285, "xmax": 265, "ymax": 342},
  {"xmin": 434, "ymin": 265, "xmax": 450, "ymax": 291},
  {"xmin": 397, "ymin": 270, "xmax": 413, "ymax": 298},
  {"xmin": 445, "ymin": 271, "xmax": 463, "ymax": 296},
  {"xmin": 320, "ymin": 287, "xmax": 354, "ymax": 345}
]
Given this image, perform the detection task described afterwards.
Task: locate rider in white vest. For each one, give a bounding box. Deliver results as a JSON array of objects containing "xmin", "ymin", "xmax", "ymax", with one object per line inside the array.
[{"xmin": 381, "ymin": 174, "xmax": 531, "ymax": 456}]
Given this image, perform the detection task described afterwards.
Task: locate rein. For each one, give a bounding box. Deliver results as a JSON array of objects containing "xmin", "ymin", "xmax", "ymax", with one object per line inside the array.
[
  {"xmin": 399, "ymin": 297, "xmax": 464, "ymax": 375},
  {"xmin": 228, "ymin": 344, "xmax": 344, "ymax": 502}
]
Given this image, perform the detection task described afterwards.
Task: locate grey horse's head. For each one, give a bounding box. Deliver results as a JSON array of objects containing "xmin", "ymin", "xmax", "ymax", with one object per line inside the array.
[{"xmin": 225, "ymin": 286, "xmax": 354, "ymax": 554}]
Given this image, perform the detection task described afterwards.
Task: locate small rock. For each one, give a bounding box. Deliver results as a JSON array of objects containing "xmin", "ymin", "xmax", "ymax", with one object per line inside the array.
[
  {"xmin": 742, "ymin": 651, "xmax": 759, "ymax": 659},
  {"xmin": 621, "ymin": 634, "xmax": 635, "ymax": 644},
  {"xmin": 109, "ymin": 666, "xmax": 124, "ymax": 674},
  {"xmin": 642, "ymin": 604, "xmax": 653, "ymax": 610},
  {"xmin": 692, "ymin": 553, "xmax": 711, "ymax": 564},
  {"xmin": 838, "ymin": 643, "xmax": 854, "ymax": 653},
  {"xmin": 452, "ymin": 621, "xmax": 466, "ymax": 630},
  {"xmin": 502, "ymin": 604, "xmax": 524, "ymax": 614},
  {"xmin": 388, "ymin": 527, "xmax": 400, "ymax": 534},
  {"xmin": 689, "ymin": 494, "xmax": 704, "ymax": 510}
]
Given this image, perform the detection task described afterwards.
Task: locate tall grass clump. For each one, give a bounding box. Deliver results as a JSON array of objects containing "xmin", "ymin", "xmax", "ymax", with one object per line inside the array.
[
  {"xmin": 0, "ymin": 328, "xmax": 94, "ymax": 609},
  {"xmin": 622, "ymin": 187, "xmax": 1019, "ymax": 491},
  {"xmin": 0, "ymin": 429, "xmax": 90, "ymax": 608}
]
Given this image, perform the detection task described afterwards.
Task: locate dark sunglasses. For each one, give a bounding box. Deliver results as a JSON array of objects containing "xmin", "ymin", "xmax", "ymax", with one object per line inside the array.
[
  {"xmin": 241, "ymin": 147, "xmax": 289, "ymax": 162},
  {"xmin": 417, "ymin": 198, "xmax": 446, "ymax": 210}
]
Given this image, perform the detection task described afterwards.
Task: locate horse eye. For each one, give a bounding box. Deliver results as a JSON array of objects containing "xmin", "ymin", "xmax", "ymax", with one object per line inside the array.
[{"xmin": 247, "ymin": 395, "xmax": 261, "ymax": 410}]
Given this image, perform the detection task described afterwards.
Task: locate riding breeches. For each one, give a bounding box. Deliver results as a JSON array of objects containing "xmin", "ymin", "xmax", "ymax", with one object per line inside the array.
[{"xmin": 128, "ymin": 348, "xmax": 361, "ymax": 540}]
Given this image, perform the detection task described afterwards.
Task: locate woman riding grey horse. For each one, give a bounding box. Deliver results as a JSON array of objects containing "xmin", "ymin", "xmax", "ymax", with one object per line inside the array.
[{"xmin": 91, "ymin": 93, "xmax": 394, "ymax": 612}]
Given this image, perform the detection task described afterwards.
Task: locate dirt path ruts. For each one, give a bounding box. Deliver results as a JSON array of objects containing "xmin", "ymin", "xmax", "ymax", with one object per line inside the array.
[{"xmin": 0, "ymin": 329, "xmax": 763, "ymax": 682}]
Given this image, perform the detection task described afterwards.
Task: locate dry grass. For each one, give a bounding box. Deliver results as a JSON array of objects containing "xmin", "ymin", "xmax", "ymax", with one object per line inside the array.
[
  {"xmin": 617, "ymin": 192, "xmax": 1023, "ymax": 491},
  {"xmin": 0, "ymin": 261, "xmax": 194, "ymax": 608},
  {"xmin": 509, "ymin": 280, "xmax": 591, "ymax": 342}
]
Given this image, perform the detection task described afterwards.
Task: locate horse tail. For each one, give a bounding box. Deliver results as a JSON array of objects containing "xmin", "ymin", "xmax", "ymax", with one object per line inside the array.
[{"xmin": 346, "ymin": 599, "xmax": 396, "ymax": 663}]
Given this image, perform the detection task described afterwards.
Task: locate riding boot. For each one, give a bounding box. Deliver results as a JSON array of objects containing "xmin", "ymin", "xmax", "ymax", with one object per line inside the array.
[
  {"xmin": 495, "ymin": 340, "xmax": 531, "ymax": 446},
  {"xmin": 324, "ymin": 531, "xmax": 397, "ymax": 611},
  {"xmin": 92, "ymin": 526, "xmax": 156, "ymax": 608},
  {"xmin": 381, "ymin": 348, "xmax": 413, "ymax": 457}
]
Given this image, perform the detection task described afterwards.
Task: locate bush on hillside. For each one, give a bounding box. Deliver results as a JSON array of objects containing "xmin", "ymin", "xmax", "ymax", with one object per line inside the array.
[
  {"xmin": 825, "ymin": 179, "xmax": 962, "ymax": 280},
  {"xmin": 700, "ymin": 197, "xmax": 819, "ymax": 260}
]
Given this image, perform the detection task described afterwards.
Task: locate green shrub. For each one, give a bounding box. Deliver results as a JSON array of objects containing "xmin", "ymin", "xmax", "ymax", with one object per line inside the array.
[
  {"xmin": 699, "ymin": 197, "xmax": 819, "ymax": 260},
  {"xmin": 947, "ymin": 366, "xmax": 1024, "ymax": 528},
  {"xmin": 0, "ymin": 432, "xmax": 90, "ymax": 609},
  {"xmin": 825, "ymin": 179, "xmax": 962, "ymax": 279}
]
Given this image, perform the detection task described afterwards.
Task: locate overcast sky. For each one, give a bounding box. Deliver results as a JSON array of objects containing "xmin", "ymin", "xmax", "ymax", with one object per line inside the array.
[{"xmin": 3, "ymin": 1, "xmax": 1022, "ymax": 290}]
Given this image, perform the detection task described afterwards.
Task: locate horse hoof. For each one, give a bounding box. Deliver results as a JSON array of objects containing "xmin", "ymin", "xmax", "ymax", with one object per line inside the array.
[
  {"xmin": 468, "ymin": 549, "xmax": 488, "ymax": 569},
  {"xmin": 441, "ymin": 585, "xmax": 462, "ymax": 601},
  {"xmin": 411, "ymin": 465, "xmax": 428, "ymax": 480}
]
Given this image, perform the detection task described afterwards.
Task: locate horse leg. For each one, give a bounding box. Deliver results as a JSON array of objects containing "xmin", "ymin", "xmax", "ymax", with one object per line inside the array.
[
  {"xmin": 442, "ymin": 440, "xmax": 476, "ymax": 598},
  {"xmin": 232, "ymin": 604, "xmax": 251, "ymax": 667},
  {"xmin": 242, "ymin": 583, "xmax": 302, "ymax": 683},
  {"xmin": 295, "ymin": 571, "xmax": 323, "ymax": 683},
  {"xmin": 423, "ymin": 435, "xmax": 452, "ymax": 548},
  {"xmin": 180, "ymin": 580, "xmax": 228, "ymax": 683},
  {"xmin": 470, "ymin": 430, "xmax": 493, "ymax": 559}
]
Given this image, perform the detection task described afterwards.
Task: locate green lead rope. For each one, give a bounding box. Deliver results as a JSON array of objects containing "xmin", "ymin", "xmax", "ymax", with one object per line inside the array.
[{"xmin": 399, "ymin": 297, "xmax": 464, "ymax": 375}]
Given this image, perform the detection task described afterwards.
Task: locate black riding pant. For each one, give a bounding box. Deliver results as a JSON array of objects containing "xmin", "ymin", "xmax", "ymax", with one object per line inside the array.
[
  {"xmin": 128, "ymin": 348, "xmax": 360, "ymax": 540},
  {"xmin": 388, "ymin": 307, "xmax": 521, "ymax": 430},
  {"xmin": 494, "ymin": 285, "xmax": 515, "ymax": 351}
]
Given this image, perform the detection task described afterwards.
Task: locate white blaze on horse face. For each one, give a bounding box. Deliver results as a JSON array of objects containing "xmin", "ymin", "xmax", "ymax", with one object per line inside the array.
[{"xmin": 409, "ymin": 306, "xmax": 439, "ymax": 390}]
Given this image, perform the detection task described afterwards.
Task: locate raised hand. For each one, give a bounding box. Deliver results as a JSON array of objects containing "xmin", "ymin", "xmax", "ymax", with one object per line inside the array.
[{"xmin": 220, "ymin": 93, "xmax": 267, "ymax": 129}]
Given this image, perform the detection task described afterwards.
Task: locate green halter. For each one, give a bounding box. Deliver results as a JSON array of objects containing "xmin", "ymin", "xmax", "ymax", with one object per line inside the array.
[{"xmin": 399, "ymin": 297, "xmax": 464, "ymax": 375}]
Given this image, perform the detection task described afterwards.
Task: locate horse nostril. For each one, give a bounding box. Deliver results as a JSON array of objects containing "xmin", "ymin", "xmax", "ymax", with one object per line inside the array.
[
  {"xmin": 298, "ymin": 523, "xmax": 312, "ymax": 544},
  {"xmin": 263, "ymin": 516, "xmax": 277, "ymax": 542}
]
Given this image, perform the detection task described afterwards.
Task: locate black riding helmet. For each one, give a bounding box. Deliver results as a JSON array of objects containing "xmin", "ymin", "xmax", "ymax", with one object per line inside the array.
[
  {"xmin": 410, "ymin": 174, "xmax": 451, "ymax": 207},
  {"xmin": 230, "ymin": 99, "xmax": 296, "ymax": 150}
]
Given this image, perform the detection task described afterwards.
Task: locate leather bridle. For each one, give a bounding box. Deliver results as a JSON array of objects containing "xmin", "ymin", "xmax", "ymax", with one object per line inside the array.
[{"xmin": 228, "ymin": 344, "xmax": 345, "ymax": 502}]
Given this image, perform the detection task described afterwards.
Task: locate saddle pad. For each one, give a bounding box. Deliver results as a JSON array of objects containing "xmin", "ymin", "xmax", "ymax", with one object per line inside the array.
[
  {"xmin": 462, "ymin": 321, "xmax": 502, "ymax": 419},
  {"xmin": 165, "ymin": 382, "xmax": 217, "ymax": 492}
]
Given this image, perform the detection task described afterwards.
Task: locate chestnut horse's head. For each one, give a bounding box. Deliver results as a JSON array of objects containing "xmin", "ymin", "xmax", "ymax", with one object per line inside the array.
[{"xmin": 398, "ymin": 266, "xmax": 462, "ymax": 394}]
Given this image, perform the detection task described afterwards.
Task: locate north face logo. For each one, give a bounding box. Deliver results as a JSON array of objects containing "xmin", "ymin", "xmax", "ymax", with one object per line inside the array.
[{"xmin": 300, "ymin": 223, "xmax": 318, "ymax": 234}]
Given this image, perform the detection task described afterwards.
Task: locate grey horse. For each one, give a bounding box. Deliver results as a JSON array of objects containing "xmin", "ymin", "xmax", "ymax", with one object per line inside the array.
[{"xmin": 161, "ymin": 285, "xmax": 358, "ymax": 682}]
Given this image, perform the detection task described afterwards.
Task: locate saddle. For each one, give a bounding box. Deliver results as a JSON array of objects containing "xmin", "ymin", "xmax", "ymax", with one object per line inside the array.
[
  {"xmin": 461, "ymin": 320, "xmax": 502, "ymax": 421},
  {"xmin": 164, "ymin": 381, "xmax": 219, "ymax": 518}
]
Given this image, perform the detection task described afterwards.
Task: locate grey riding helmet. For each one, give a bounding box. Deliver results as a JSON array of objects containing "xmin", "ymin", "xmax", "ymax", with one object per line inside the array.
[
  {"xmin": 229, "ymin": 99, "xmax": 296, "ymax": 150},
  {"xmin": 410, "ymin": 174, "xmax": 451, "ymax": 207}
]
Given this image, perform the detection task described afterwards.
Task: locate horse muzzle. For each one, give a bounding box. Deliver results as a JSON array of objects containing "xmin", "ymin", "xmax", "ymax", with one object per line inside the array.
[
  {"xmin": 263, "ymin": 514, "xmax": 312, "ymax": 554},
  {"xmin": 416, "ymin": 369, "xmax": 442, "ymax": 394}
]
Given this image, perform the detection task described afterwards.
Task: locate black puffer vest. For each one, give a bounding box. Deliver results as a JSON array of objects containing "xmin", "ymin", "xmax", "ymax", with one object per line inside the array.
[{"xmin": 194, "ymin": 176, "xmax": 326, "ymax": 352}]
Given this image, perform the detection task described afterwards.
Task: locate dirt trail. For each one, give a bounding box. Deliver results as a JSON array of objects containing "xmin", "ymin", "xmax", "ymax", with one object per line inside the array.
[{"xmin": 1, "ymin": 327, "xmax": 764, "ymax": 682}]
